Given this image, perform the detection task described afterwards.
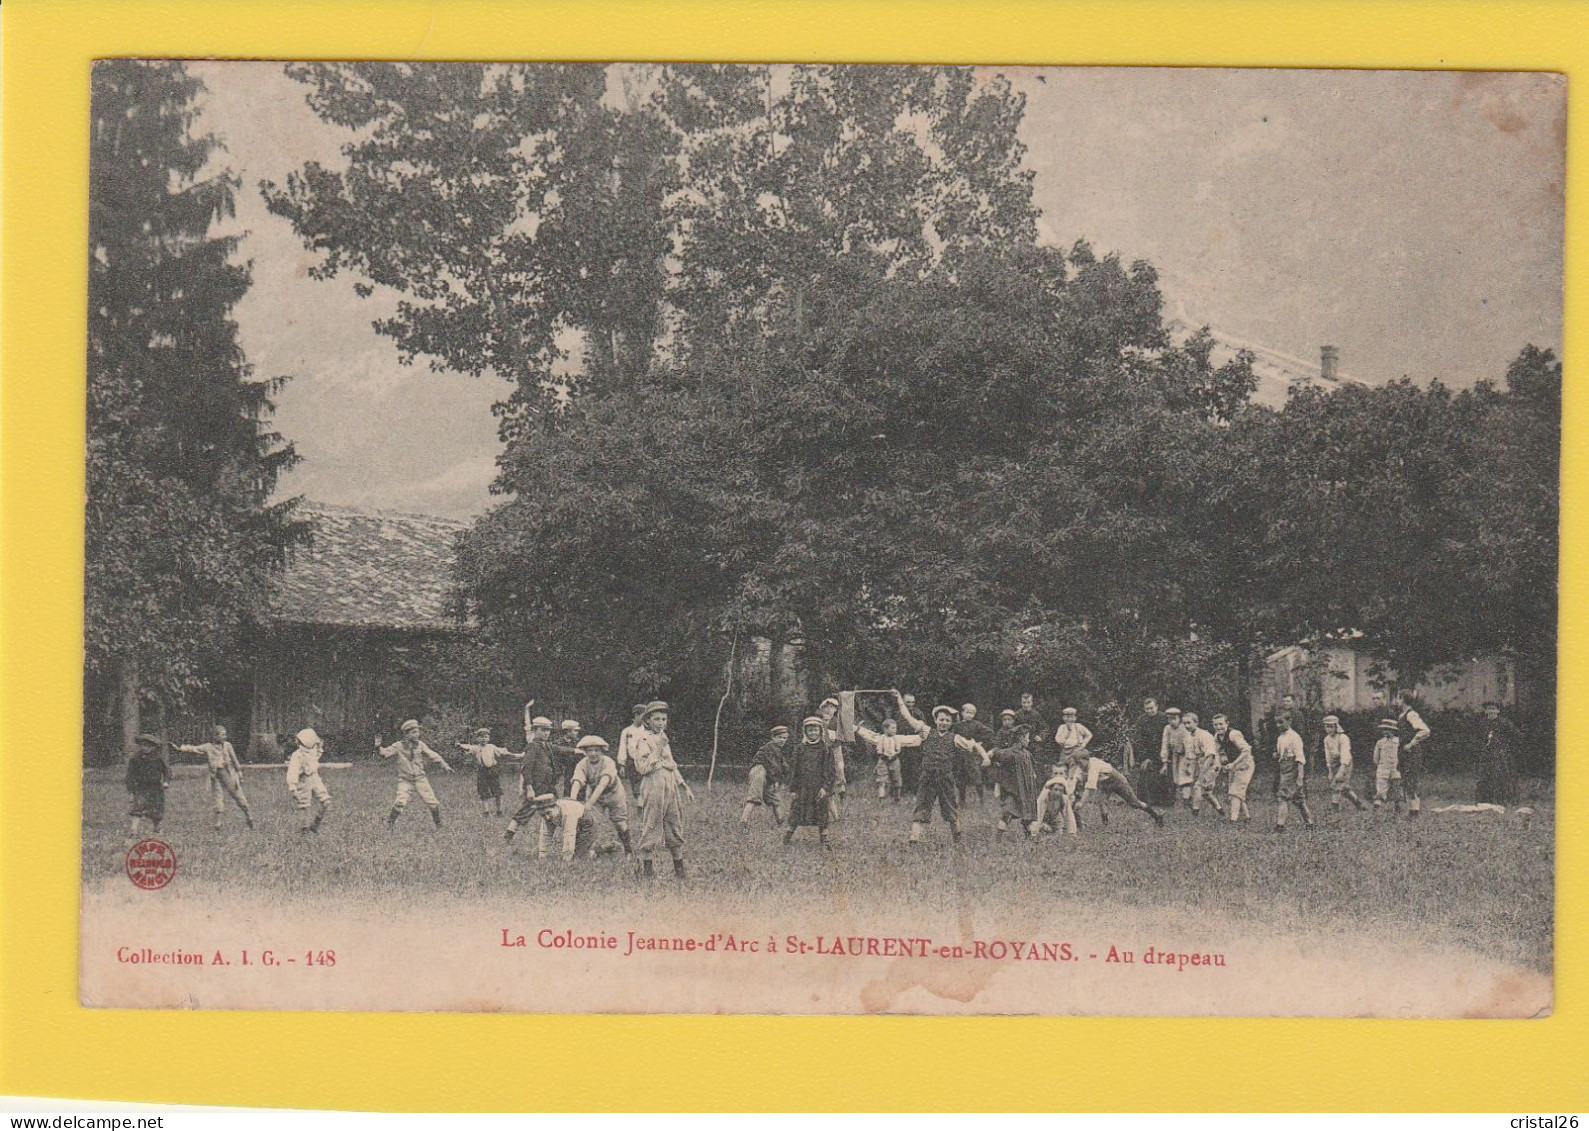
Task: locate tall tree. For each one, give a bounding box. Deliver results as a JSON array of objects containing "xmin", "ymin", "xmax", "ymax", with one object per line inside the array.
[
  {"xmin": 455, "ymin": 243, "xmax": 1257, "ymax": 729},
  {"xmin": 87, "ymin": 60, "xmax": 303, "ymax": 759},
  {"xmin": 266, "ymin": 63, "xmax": 1040, "ymax": 424},
  {"xmin": 263, "ymin": 63, "xmax": 678, "ymax": 438},
  {"xmin": 1240, "ymin": 346, "xmax": 1560, "ymax": 718}
]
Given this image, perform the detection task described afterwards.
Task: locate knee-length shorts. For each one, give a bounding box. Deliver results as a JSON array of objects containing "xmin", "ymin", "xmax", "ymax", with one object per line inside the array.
[
  {"xmin": 1225, "ymin": 756, "xmax": 1254, "ymax": 800},
  {"xmin": 913, "ymin": 768, "xmax": 960, "ymax": 825},
  {"xmin": 394, "ymin": 773, "xmax": 440, "ymax": 809},
  {"xmin": 289, "ymin": 771, "xmax": 330, "ymax": 810},
  {"xmin": 744, "ymin": 765, "xmax": 783, "ymax": 808}
]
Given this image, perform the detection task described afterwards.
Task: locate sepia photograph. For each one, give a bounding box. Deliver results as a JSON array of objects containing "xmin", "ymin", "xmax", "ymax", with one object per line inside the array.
[{"xmin": 80, "ymin": 59, "xmax": 1562, "ymax": 1017}]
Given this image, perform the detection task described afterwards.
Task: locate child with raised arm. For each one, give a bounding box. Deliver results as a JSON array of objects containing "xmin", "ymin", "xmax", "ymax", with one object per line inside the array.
[
  {"xmin": 894, "ymin": 690, "xmax": 989, "ymax": 844},
  {"xmin": 853, "ymin": 716, "xmax": 920, "ymax": 804},
  {"xmin": 377, "ymin": 719, "xmax": 454, "ymax": 829},
  {"xmin": 457, "ymin": 726, "xmax": 512, "ymax": 818},
  {"xmin": 176, "ymin": 724, "xmax": 253, "ymax": 830}
]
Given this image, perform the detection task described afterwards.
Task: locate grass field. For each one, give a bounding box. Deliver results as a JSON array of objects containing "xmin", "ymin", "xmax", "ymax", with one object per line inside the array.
[{"xmin": 81, "ymin": 759, "xmax": 1554, "ymax": 977}]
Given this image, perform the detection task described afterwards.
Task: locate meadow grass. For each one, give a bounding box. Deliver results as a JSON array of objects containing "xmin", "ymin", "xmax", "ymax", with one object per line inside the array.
[{"xmin": 81, "ymin": 762, "xmax": 1554, "ymax": 970}]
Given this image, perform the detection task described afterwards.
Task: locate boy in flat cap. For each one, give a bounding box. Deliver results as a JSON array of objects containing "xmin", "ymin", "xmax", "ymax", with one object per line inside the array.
[
  {"xmin": 631, "ymin": 701, "xmax": 690, "ymax": 878},
  {"xmin": 505, "ymin": 716, "xmax": 563, "ymax": 843},
  {"xmin": 126, "ymin": 734, "xmax": 171, "ymax": 836},
  {"xmin": 570, "ymin": 735, "xmax": 633, "ymax": 855},
  {"xmin": 458, "ymin": 727, "xmax": 512, "ymax": 818},
  {"xmin": 854, "ymin": 716, "xmax": 919, "ymax": 805},
  {"xmin": 742, "ymin": 725, "xmax": 791, "ymax": 826},
  {"xmin": 617, "ymin": 703, "xmax": 649, "ymax": 789},
  {"xmin": 1160, "ymin": 708, "xmax": 1196, "ymax": 806},
  {"xmin": 377, "ymin": 719, "xmax": 454, "ymax": 828},
  {"xmin": 1372, "ymin": 718, "xmax": 1402, "ymax": 811},
  {"xmin": 895, "ymin": 691, "xmax": 989, "ymax": 844},
  {"xmin": 1053, "ymin": 707, "xmax": 1093, "ymax": 776},
  {"xmin": 538, "ymin": 797, "xmax": 596, "ymax": 861},
  {"xmin": 785, "ymin": 717, "xmax": 838, "ymax": 848},
  {"xmin": 175, "ymin": 724, "xmax": 253, "ymax": 830}
]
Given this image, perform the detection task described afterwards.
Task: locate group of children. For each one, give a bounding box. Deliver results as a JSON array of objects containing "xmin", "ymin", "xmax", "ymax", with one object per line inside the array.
[
  {"xmin": 283, "ymin": 702, "xmax": 690, "ymax": 877},
  {"xmin": 733, "ymin": 686, "xmax": 1442, "ymax": 847},
  {"xmin": 120, "ymin": 687, "xmax": 1444, "ymax": 865},
  {"xmin": 1119, "ymin": 691, "xmax": 1434, "ymax": 831}
]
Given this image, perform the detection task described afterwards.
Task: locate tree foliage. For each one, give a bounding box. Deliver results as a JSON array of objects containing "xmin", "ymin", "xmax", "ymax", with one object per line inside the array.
[
  {"xmin": 87, "ymin": 60, "xmax": 305, "ymax": 755},
  {"xmin": 270, "ymin": 62, "xmax": 1558, "ymax": 755},
  {"xmin": 454, "ymin": 242, "xmax": 1260, "ymax": 719},
  {"xmin": 264, "ymin": 63, "xmax": 1040, "ymax": 433}
]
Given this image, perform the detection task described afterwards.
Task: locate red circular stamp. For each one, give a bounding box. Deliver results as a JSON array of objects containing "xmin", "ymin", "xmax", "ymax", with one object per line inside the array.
[{"xmin": 125, "ymin": 838, "xmax": 176, "ymax": 890}]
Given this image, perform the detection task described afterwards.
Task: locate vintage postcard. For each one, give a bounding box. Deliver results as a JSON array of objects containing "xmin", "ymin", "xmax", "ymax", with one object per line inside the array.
[{"xmin": 79, "ymin": 60, "xmax": 1561, "ymax": 1016}]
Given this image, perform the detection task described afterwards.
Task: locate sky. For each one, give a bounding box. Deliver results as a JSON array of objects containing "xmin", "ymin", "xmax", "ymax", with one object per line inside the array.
[{"xmin": 188, "ymin": 62, "xmax": 1565, "ymax": 519}]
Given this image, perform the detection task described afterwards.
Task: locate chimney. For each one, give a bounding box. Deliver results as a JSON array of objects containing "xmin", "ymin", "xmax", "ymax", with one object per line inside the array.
[{"xmin": 1319, "ymin": 345, "xmax": 1340, "ymax": 383}]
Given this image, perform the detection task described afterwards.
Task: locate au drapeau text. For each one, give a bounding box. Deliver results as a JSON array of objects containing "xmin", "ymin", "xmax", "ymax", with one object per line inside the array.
[{"xmin": 508, "ymin": 928, "xmax": 1227, "ymax": 969}]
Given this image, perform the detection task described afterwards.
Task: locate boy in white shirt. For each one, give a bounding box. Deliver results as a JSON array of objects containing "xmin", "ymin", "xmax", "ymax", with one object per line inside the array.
[
  {"xmin": 1184, "ymin": 711, "xmax": 1224, "ymax": 817},
  {"xmin": 286, "ymin": 728, "xmax": 332, "ymax": 834},
  {"xmin": 1274, "ymin": 717, "xmax": 1315, "ymax": 832},
  {"xmin": 538, "ymin": 798, "xmax": 595, "ymax": 861},
  {"xmin": 1322, "ymin": 715, "xmax": 1367, "ymax": 811},
  {"xmin": 854, "ymin": 716, "xmax": 921, "ymax": 803},
  {"xmin": 457, "ymin": 727, "xmax": 512, "ymax": 818},
  {"xmin": 176, "ymin": 724, "xmax": 253, "ymax": 830},
  {"xmin": 569, "ymin": 735, "xmax": 633, "ymax": 856}
]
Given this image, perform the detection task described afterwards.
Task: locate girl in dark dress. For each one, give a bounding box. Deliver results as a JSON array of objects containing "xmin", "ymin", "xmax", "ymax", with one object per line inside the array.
[{"xmin": 785, "ymin": 717, "xmax": 837, "ymax": 848}]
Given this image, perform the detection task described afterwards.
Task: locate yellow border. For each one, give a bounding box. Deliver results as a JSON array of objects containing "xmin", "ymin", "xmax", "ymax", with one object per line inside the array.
[{"xmin": 2, "ymin": 0, "xmax": 1583, "ymax": 1112}]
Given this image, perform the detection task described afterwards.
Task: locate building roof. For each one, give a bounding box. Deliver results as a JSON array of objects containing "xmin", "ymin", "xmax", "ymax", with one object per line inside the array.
[
  {"xmin": 1165, "ymin": 303, "xmax": 1365, "ymax": 409},
  {"xmin": 268, "ymin": 503, "xmax": 468, "ymax": 631}
]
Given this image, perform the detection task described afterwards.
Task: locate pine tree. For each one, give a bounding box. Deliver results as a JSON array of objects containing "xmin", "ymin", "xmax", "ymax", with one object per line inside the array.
[{"xmin": 86, "ymin": 59, "xmax": 304, "ymax": 761}]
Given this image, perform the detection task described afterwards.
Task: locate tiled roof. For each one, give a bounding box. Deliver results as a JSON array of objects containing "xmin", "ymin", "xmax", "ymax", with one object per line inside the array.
[{"xmin": 268, "ymin": 504, "xmax": 468, "ymax": 631}]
